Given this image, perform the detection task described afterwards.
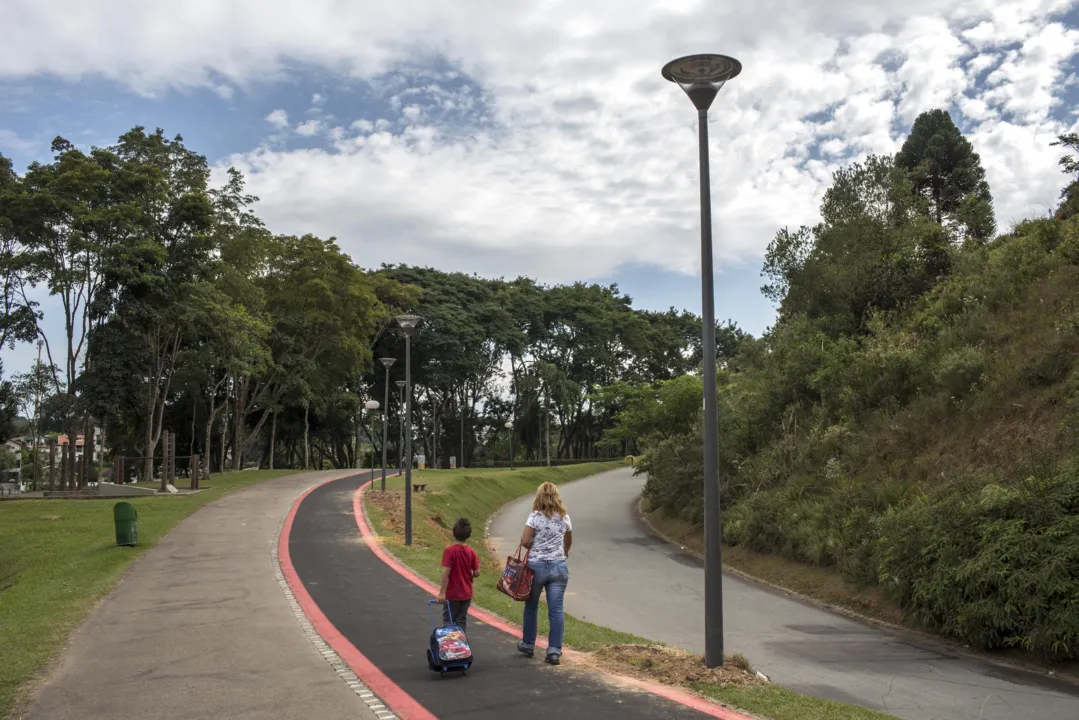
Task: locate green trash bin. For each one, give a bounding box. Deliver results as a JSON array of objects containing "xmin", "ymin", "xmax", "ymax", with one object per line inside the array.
[{"xmin": 114, "ymin": 501, "xmax": 138, "ymax": 546}]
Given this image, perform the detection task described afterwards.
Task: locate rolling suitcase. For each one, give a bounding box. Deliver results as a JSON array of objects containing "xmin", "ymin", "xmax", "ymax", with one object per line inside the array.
[{"xmin": 426, "ymin": 599, "xmax": 473, "ymax": 677}]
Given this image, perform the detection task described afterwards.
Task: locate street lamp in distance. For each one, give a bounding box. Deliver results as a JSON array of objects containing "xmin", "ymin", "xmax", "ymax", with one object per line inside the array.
[
  {"xmin": 395, "ymin": 314, "xmax": 422, "ymax": 546},
  {"xmin": 661, "ymin": 52, "xmax": 741, "ymax": 670},
  {"xmin": 395, "ymin": 380, "xmax": 406, "ymax": 473},
  {"xmin": 364, "ymin": 399, "xmax": 380, "ymax": 489},
  {"xmin": 379, "ymin": 358, "xmax": 396, "ymax": 491}
]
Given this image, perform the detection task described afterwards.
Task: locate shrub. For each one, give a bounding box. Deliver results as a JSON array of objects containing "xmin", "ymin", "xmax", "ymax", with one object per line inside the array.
[
  {"xmin": 935, "ymin": 345, "xmax": 986, "ymax": 397},
  {"xmin": 876, "ymin": 465, "xmax": 1079, "ymax": 659}
]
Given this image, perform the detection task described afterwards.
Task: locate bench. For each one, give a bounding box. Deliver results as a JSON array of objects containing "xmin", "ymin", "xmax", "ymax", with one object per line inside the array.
[{"xmin": 413, "ymin": 483, "xmax": 427, "ymax": 492}]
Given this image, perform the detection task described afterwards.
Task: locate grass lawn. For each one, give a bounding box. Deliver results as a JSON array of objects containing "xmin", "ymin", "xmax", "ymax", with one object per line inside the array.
[
  {"xmin": 365, "ymin": 464, "xmax": 900, "ymax": 720},
  {"xmin": 0, "ymin": 468, "xmax": 296, "ymax": 719},
  {"xmin": 697, "ymin": 684, "xmax": 898, "ymax": 720}
]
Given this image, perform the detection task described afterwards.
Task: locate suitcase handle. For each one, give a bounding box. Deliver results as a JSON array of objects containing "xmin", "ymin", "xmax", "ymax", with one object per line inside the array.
[{"xmin": 428, "ymin": 598, "xmax": 448, "ymax": 629}]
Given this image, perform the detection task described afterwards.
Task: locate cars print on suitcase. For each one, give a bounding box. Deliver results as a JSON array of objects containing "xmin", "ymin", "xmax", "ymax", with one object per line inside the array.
[{"xmin": 426, "ymin": 599, "xmax": 473, "ymax": 677}]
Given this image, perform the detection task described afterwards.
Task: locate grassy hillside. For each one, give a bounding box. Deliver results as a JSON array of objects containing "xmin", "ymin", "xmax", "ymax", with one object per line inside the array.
[{"xmin": 627, "ymin": 213, "xmax": 1079, "ymax": 661}]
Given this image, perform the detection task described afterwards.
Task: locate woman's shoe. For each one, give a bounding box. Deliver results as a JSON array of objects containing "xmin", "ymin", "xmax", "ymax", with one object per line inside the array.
[
  {"xmin": 517, "ymin": 642, "xmax": 534, "ymax": 658},
  {"xmin": 545, "ymin": 653, "xmax": 561, "ymax": 665}
]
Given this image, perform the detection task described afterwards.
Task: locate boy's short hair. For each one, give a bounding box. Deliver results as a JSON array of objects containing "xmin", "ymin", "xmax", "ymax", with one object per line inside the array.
[{"xmin": 452, "ymin": 518, "xmax": 472, "ymax": 542}]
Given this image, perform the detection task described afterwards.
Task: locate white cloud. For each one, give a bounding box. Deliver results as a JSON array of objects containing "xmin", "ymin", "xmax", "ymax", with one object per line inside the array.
[
  {"xmin": 265, "ymin": 108, "xmax": 289, "ymax": 128},
  {"xmin": 295, "ymin": 119, "xmax": 323, "ymax": 136},
  {"xmin": 2, "ymin": 0, "xmax": 1077, "ymax": 287}
]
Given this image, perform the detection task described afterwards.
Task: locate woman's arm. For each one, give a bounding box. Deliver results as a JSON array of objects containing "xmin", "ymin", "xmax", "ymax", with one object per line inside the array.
[
  {"xmin": 520, "ymin": 525, "xmax": 535, "ymax": 549},
  {"xmin": 564, "ymin": 529, "xmax": 573, "ymax": 558}
]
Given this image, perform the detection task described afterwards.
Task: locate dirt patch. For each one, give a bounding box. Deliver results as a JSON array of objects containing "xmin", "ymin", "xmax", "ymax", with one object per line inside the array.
[
  {"xmin": 367, "ymin": 491, "xmax": 405, "ymax": 536},
  {"xmin": 586, "ymin": 644, "xmax": 762, "ymax": 689}
]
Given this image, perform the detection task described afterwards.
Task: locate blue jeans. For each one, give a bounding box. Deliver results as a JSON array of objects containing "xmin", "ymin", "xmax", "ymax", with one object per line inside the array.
[{"xmin": 521, "ymin": 559, "xmax": 569, "ymax": 656}]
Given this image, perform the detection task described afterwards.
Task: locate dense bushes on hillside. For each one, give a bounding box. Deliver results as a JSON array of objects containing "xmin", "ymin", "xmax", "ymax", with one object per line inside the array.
[{"xmin": 610, "ymin": 113, "xmax": 1079, "ymax": 659}]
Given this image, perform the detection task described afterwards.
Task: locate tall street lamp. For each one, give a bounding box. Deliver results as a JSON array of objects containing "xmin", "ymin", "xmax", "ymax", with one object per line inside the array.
[
  {"xmin": 379, "ymin": 358, "xmax": 396, "ymax": 491},
  {"xmin": 396, "ymin": 380, "xmax": 406, "ymax": 471},
  {"xmin": 396, "ymin": 314, "xmax": 422, "ymax": 546},
  {"xmin": 504, "ymin": 420, "xmax": 515, "ymax": 470},
  {"xmin": 365, "ymin": 400, "xmax": 380, "ymax": 489},
  {"xmin": 662, "ymin": 52, "xmax": 741, "ymax": 669}
]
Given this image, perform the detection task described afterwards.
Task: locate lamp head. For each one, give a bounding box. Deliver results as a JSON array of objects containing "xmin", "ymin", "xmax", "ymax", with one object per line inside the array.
[
  {"xmin": 380, "ymin": 357, "xmax": 396, "ymax": 370},
  {"xmin": 661, "ymin": 54, "xmax": 741, "ymax": 111},
  {"xmin": 395, "ymin": 314, "xmax": 423, "ymax": 336},
  {"xmin": 365, "ymin": 400, "xmax": 381, "ymax": 411}
]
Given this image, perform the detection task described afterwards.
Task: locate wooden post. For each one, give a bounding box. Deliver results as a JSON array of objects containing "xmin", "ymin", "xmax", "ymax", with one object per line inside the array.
[
  {"xmin": 191, "ymin": 454, "xmax": 200, "ymax": 490},
  {"xmin": 48, "ymin": 443, "xmax": 56, "ymax": 491},
  {"xmin": 76, "ymin": 456, "xmax": 83, "ymax": 490},
  {"xmin": 116, "ymin": 456, "xmax": 124, "ymax": 485}
]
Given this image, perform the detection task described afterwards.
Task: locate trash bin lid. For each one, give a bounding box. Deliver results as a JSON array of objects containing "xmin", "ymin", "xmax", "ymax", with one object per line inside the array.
[{"xmin": 114, "ymin": 501, "xmax": 137, "ymax": 520}]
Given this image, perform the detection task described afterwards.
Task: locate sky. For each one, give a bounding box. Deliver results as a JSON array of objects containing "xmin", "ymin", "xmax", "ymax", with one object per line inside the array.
[{"xmin": 2, "ymin": 0, "xmax": 1078, "ymax": 376}]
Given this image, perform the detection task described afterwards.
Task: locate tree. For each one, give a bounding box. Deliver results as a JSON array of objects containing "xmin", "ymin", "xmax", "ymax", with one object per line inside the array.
[
  {"xmin": 896, "ymin": 109, "xmax": 995, "ymax": 240},
  {"xmin": 763, "ymin": 155, "xmax": 946, "ymax": 335},
  {"xmin": 12, "ymin": 351, "xmax": 56, "ymax": 488},
  {"xmin": 0, "ymin": 360, "xmax": 17, "ymax": 445},
  {"xmin": 97, "ymin": 128, "xmax": 216, "ymax": 483},
  {"xmin": 1051, "ymin": 132, "xmax": 1079, "ymax": 220},
  {"xmin": 0, "ymin": 154, "xmax": 39, "ymax": 351},
  {"xmin": 11, "ymin": 138, "xmax": 128, "ymax": 487}
]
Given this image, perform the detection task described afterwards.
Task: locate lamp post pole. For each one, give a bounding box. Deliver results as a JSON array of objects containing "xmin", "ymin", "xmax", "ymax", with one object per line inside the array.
[
  {"xmin": 380, "ymin": 358, "xmax": 396, "ymax": 491},
  {"xmin": 662, "ymin": 53, "xmax": 742, "ymax": 669},
  {"xmin": 364, "ymin": 400, "xmax": 380, "ymax": 489},
  {"xmin": 396, "ymin": 381, "xmax": 406, "ymax": 472},
  {"xmin": 504, "ymin": 421, "xmax": 514, "ymax": 470},
  {"xmin": 395, "ymin": 315, "xmax": 423, "ymax": 546}
]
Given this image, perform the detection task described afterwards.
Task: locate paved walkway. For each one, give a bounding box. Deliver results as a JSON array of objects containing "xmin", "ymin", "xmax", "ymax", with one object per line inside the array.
[
  {"xmin": 490, "ymin": 468, "xmax": 1079, "ymax": 720},
  {"xmin": 288, "ymin": 473, "xmax": 734, "ymax": 720},
  {"xmin": 23, "ymin": 470, "xmax": 384, "ymax": 720}
]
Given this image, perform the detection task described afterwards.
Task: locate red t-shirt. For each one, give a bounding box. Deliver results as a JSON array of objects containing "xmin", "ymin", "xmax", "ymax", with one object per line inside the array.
[{"xmin": 441, "ymin": 543, "xmax": 480, "ymax": 601}]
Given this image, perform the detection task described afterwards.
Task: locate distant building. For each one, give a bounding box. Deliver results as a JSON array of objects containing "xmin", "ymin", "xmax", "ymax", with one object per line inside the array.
[{"xmin": 56, "ymin": 429, "xmax": 103, "ymax": 464}]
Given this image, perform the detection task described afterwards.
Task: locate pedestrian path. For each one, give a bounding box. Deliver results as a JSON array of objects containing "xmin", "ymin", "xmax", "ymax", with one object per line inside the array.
[
  {"xmin": 286, "ymin": 473, "xmax": 745, "ymax": 720},
  {"xmin": 23, "ymin": 470, "xmax": 385, "ymax": 720}
]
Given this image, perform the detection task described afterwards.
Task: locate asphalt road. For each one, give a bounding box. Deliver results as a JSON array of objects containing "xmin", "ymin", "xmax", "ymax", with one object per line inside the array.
[{"xmin": 490, "ymin": 467, "xmax": 1079, "ymax": 720}]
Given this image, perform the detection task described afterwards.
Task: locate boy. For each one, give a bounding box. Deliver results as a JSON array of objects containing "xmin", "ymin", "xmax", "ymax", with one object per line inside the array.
[{"xmin": 437, "ymin": 518, "xmax": 480, "ymax": 631}]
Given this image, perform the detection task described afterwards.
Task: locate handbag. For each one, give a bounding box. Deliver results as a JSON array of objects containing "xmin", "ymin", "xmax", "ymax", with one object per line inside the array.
[{"xmin": 496, "ymin": 545, "xmax": 534, "ymax": 601}]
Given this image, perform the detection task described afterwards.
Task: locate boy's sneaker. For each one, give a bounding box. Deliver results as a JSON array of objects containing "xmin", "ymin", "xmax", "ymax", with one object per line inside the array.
[
  {"xmin": 545, "ymin": 653, "xmax": 561, "ymax": 666},
  {"xmin": 517, "ymin": 642, "xmax": 534, "ymax": 658}
]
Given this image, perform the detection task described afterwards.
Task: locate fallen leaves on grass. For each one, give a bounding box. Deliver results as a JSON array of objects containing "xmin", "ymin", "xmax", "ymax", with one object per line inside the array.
[
  {"xmin": 588, "ymin": 644, "xmax": 763, "ymax": 689},
  {"xmin": 367, "ymin": 491, "xmax": 405, "ymax": 536}
]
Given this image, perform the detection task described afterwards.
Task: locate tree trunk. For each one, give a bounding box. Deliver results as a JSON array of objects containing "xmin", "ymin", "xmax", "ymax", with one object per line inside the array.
[
  {"xmin": 143, "ymin": 389, "xmax": 155, "ymax": 485},
  {"xmin": 232, "ymin": 374, "xmax": 244, "ymax": 471},
  {"xmin": 303, "ymin": 401, "xmax": 310, "ymax": 470},
  {"xmin": 268, "ymin": 411, "xmax": 277, "ymax": 470},
  {"xmin": 354, "ymin": 408, "xmax": 362, "ymax": 469},
  {"xmin": 97, "ymin": 415, "xmax": 106, "ymax": 483},
  {"xmin": 204, "ymin": 415, "xmax": 215, "ymax": 478}
]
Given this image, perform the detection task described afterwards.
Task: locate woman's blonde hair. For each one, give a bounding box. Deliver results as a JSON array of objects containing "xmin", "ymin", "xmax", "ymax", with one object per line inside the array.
[{"xmin": 532, "ymin": 482, "xmax": 567, "ymax": 518}]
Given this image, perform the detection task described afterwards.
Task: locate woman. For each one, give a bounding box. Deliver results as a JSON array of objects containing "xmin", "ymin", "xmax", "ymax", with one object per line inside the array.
[{"xmin": 517, "ymin": 481, "xmax": 573, "ymax": 665}]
